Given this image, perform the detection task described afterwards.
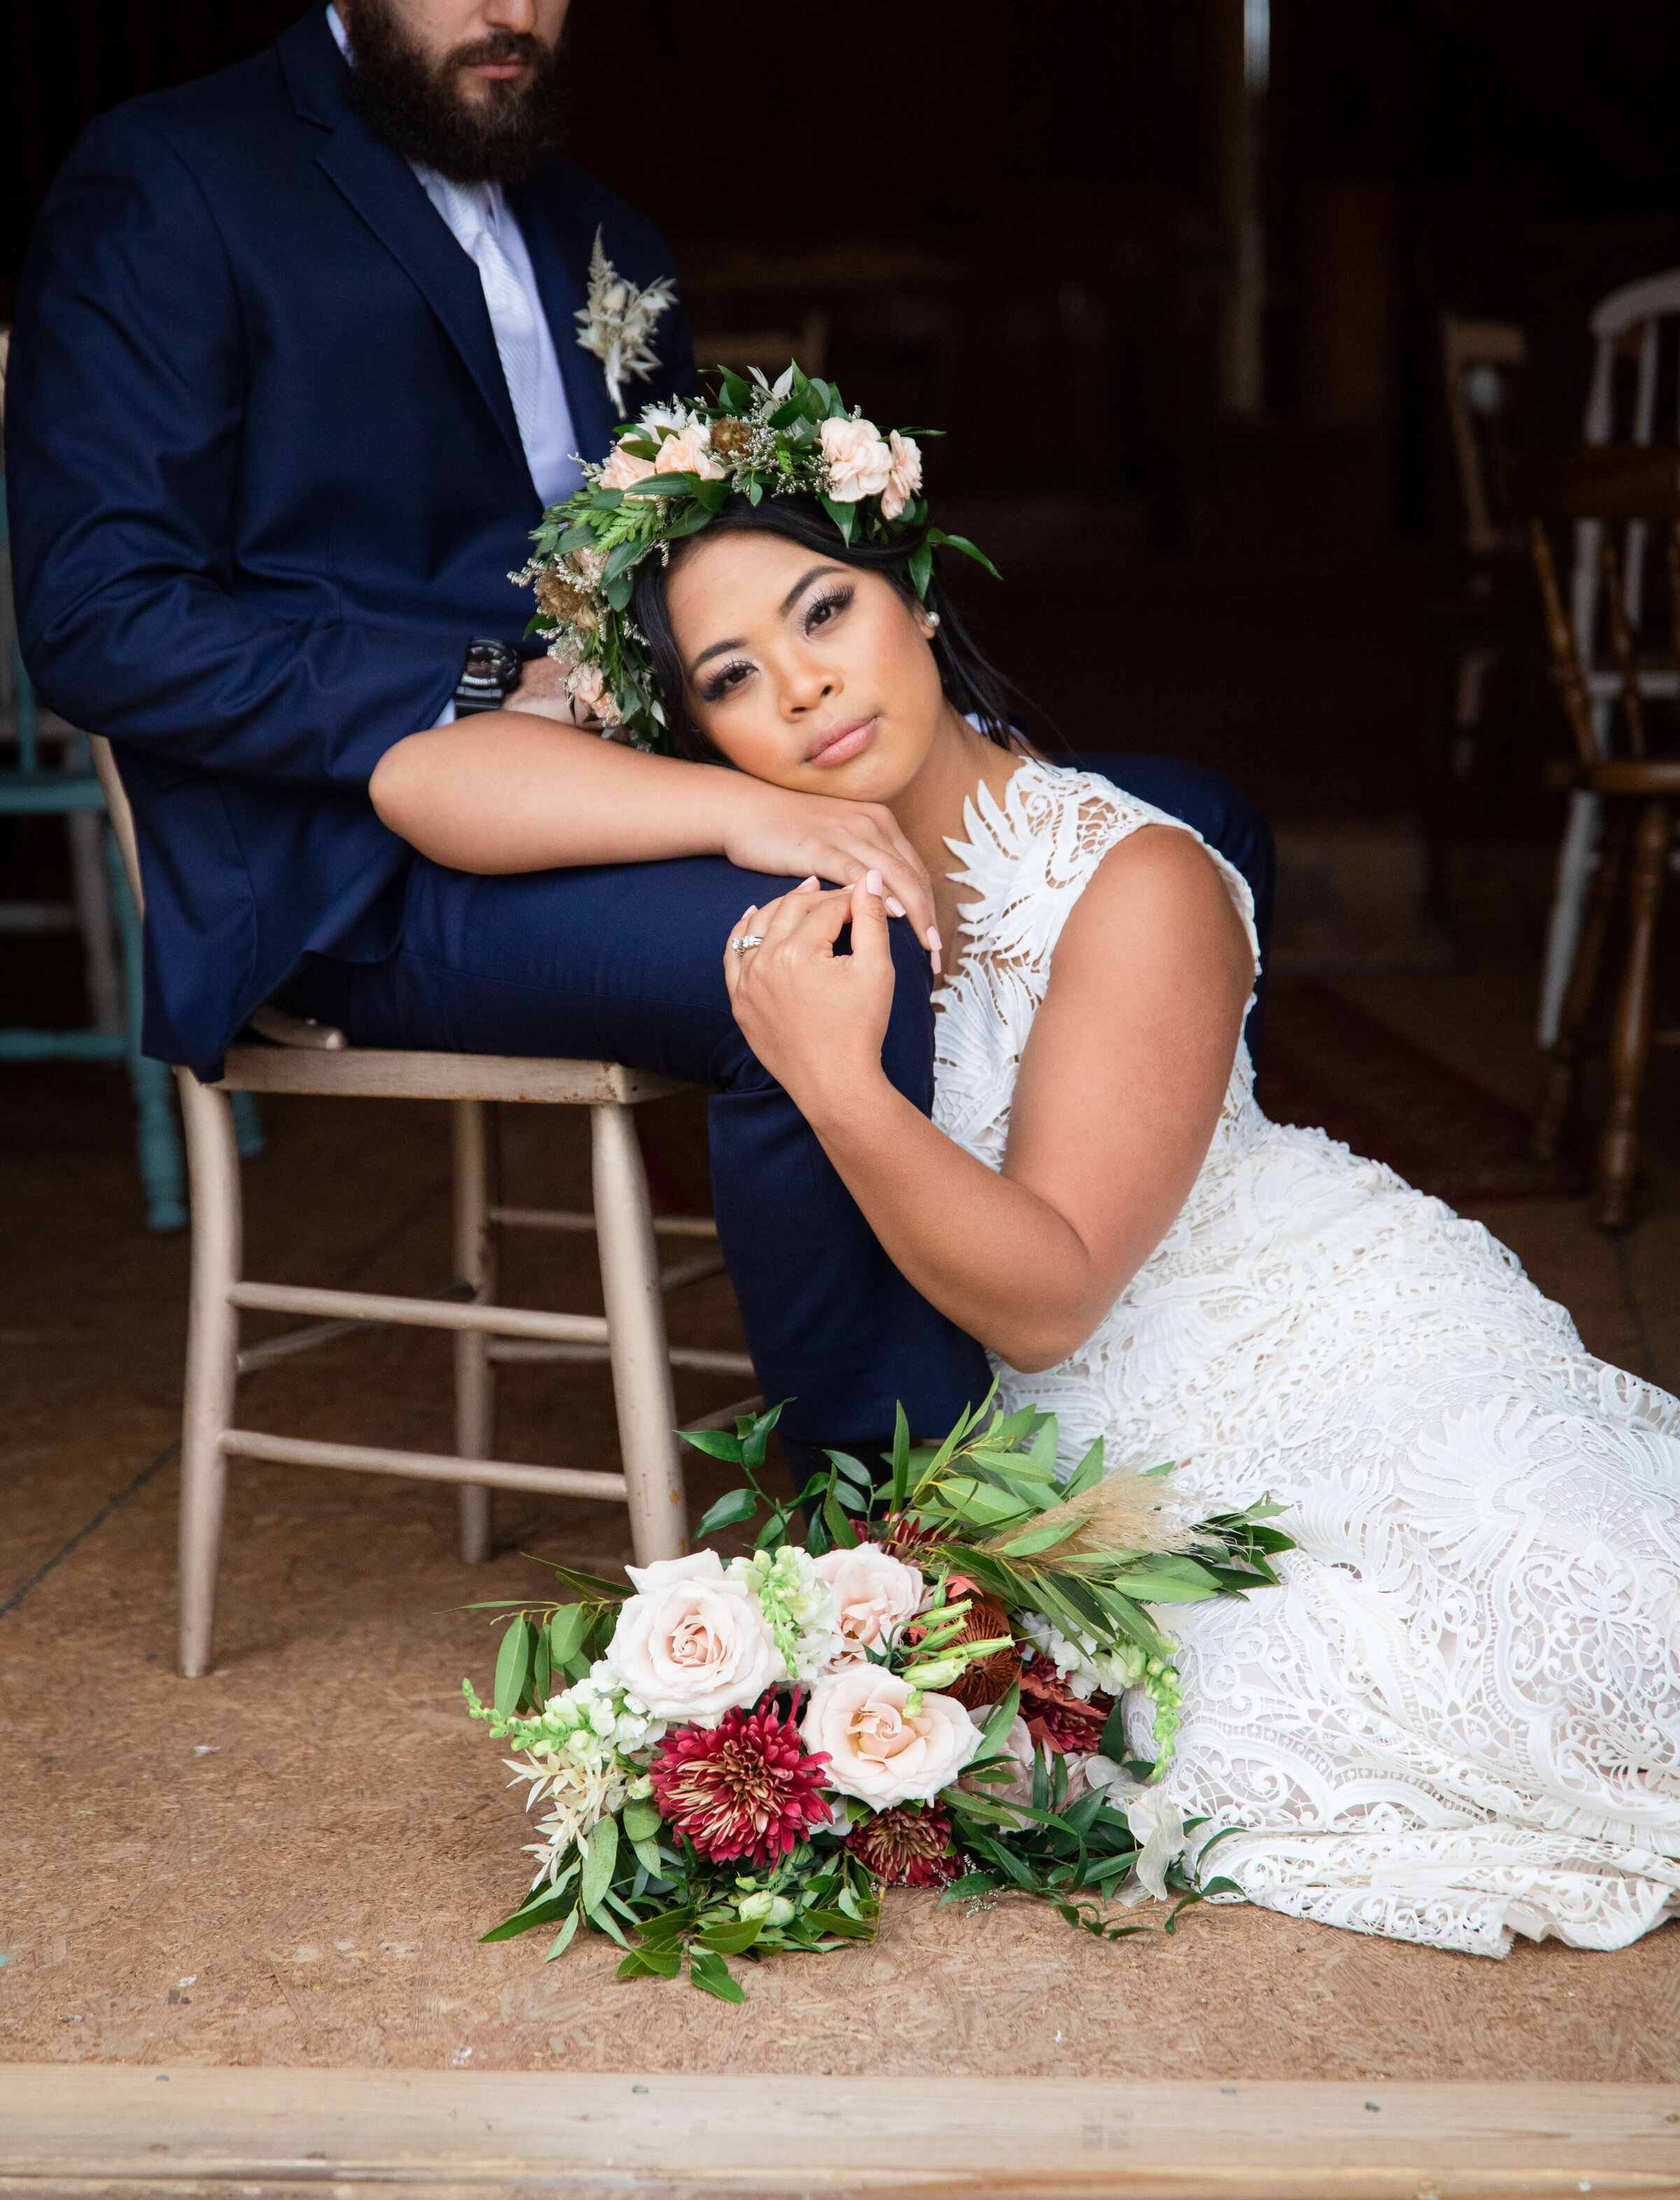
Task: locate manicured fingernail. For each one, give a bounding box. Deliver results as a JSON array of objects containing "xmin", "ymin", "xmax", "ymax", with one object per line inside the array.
[
  {"xmin": 885, "ymin": 896, "xmax": 906, "ymax": 918},
  {"xmin": 930, "ymin": 947, "xmax": 943, "ymax": 974},
  {"xmin": 865, "ymin": 869, "xmax": 883, "ymax": 896},
  {"xmin": 927, "ymin": 926, "xmax": 942, "ymax": 952},
  {"xmin": 797, "ymin": 875, "xmax": 819, "ymax": 891}
]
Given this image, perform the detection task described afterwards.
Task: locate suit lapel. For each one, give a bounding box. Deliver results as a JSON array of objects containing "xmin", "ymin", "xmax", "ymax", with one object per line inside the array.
[
  {"xmin": 510, "ymin": 179, "xmax": 616, "ymax": 461},
  {"xmin": 281, "ymin": 13, "xmax": 527, "ymax": 473}
]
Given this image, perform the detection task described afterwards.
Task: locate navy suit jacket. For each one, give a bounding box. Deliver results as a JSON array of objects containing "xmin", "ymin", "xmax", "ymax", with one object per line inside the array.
[{"xmin": 5, "ymin": 10, "xmax": 694, "ymax": 1078}]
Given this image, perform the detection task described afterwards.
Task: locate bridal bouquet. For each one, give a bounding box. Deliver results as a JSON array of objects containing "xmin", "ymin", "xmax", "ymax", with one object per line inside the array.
[{"xmin": 464, "ymin": 1396, "xmax": 1292, "ymax": 2002}]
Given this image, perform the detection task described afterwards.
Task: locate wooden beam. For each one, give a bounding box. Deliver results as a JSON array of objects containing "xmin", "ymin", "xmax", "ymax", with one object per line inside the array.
[{"xmin": 1, "ymin": 2072, "xmax": 1675, "ymax": 2197}]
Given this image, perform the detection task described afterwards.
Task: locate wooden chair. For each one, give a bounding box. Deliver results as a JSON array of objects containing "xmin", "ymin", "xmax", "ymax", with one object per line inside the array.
[
  {"xmin": 1538, "ymin": 269, "xmax": 1680, "ymax": 1049},
  {"xmin": 1420, "ymin": 311, "xmax": 1541, "ymax": 932},
  {"xmin": 1507, "ymin": 447, "xmax": 1680, "ymax": 1231},
  {"xmin": 92, "ymin": 736, "xmax": 757, "ymax": 1675}
]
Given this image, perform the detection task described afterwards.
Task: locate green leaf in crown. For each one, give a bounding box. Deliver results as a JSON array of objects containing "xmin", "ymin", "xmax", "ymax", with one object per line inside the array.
[{"xmin": 509, "ymin": 364, "xmax": 998, "ymax": 755}]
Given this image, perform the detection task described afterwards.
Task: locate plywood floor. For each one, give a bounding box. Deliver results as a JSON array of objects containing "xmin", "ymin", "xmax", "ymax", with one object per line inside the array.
[{"xmin": 2, "ymin": 949, "xmax": 1678, "ymax": 2080}]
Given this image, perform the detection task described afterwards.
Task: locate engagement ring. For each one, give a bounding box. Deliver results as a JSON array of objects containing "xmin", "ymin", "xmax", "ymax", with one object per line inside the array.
[{"xmin": 732, "ymin": 934, "xmax": 766, "ymax": 957}]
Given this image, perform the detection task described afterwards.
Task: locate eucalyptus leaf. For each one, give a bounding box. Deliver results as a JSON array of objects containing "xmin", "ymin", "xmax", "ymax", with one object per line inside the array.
[
  {"xmin": 545, "ymin": 1910, "xmax": 581, "ymax": 1962},
  {"xmin": 580, "ymin": 1814, "xmax": 619, "ymax": 1917},
  {"xmin": 493, "ymin": 1616, "xmax": 534, "ymax": 1716}
]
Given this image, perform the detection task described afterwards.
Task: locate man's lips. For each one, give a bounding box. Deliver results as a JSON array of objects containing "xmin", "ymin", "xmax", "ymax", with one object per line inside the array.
[{"xmin": 804, "ymin": 715, "xmax": 877, "ymax": 766}]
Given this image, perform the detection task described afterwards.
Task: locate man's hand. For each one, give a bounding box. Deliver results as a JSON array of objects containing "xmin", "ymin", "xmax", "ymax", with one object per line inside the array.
[
  {"xmin": 721, "ymin": 779, "xmax": 940, "ymax": 967},
  {"xmin": 505, "ymin": 654, "xmax": 595, "ymax": 727}
]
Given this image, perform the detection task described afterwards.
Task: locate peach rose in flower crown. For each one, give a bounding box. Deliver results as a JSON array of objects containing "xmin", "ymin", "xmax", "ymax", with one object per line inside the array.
[
  {"xmin": 813, "ymin": 1545, "xmax": 923, "ymax": 1653},
  {"xmin": 654, "ymin": 423, "xmax": 725, "ymax": 481},
  {"xmin": 819, "ymin": 415, "xmax": 893, "ymax": 502},
  {"xmin": 879, "ymin": 430, "xmax": 923, "ymax": 521},
  {"xmin": 602, "ymin": 1550, "xmax": 785, "ymax": 1725},
  {"xmin": 564, "ymin": 659, "xmax": 621, "ymax": 727},
  {"xmin": 598, "ymin": 437, "xmax": 657, "ymax": 491},
  {"xmin": 801, "ymin": 1665, "xmax": 981, "ymax": 1807}
]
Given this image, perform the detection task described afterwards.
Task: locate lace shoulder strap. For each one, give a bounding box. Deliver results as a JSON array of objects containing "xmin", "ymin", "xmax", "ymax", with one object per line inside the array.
[{"xmin": 944, "ymin": 759, "xmax": 1261, "ymax": 986}]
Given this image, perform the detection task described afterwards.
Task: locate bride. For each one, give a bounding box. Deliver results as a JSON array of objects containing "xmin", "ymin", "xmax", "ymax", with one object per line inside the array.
[{"xmin": 380, "ymin": 386, "xmax": 1680, "ymax": 1959}]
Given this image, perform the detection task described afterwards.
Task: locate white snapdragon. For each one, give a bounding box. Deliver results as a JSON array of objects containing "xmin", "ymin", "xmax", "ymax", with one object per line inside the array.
[
  {"xmin": 507, "ymin": 1670, "xmax": 666, "ymax": 1883},
  {"xmin": 728, "ymin": 1547, "xmax": 848, "ymax": 1683},
  {"xmin": 1018, "ymin": 1609, "xmax": 1147, "ymax": 1700}
]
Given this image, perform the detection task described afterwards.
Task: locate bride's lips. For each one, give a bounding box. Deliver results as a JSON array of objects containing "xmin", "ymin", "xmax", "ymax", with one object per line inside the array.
[{"xmin": 803, "ymin": 715, "xmax": 877, "ymax": 767}]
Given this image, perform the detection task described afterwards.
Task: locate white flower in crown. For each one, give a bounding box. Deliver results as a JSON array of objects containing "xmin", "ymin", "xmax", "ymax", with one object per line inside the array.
[{"xmin": 575, "ymin": 227, "xmax": 678, "ymax": 413}]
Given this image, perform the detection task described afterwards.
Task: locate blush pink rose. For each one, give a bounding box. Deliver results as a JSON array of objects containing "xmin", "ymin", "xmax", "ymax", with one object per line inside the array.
[
  {"xmin": 564, "ymin": 659, "xmax": 622, "ymax": 727},
  {"xmin": 818, "ymin": 415, "xmax": 893, "ymax": 503},
  {"xmin": 603, "ymin": 1550, "xmax": 784, "ymax": 1724},
  {"xmin": 801, "ymin": 1667, "xmax": 981, "ymax": 1807},
  {"xmin": 598, "ymin": 438, "xmax": 657, "ymax": 491},
  {"xmin": 879, "ymin": 430, "xmax": 923, "ymax": 521},
  {"xmin": 813, "ymin": 1546, "xmax": 924, "ymax": 1651},
  {"xmin": 654, "ymin": 423, "xmax": 725, "ymax": 482}
]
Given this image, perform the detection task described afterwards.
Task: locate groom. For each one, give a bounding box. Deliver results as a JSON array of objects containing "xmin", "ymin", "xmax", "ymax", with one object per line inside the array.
[{"xmin": 6, "ymin": 0, "xmax": 1273, "ymax": 1478}]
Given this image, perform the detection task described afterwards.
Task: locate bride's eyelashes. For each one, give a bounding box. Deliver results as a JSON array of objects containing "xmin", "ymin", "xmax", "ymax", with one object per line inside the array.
[
  {"xmin": 696, "ymin": 657, "xmax": 753, "ymax": 704},
  {"xmin": 693, "ymin": 584, "xmax": 858, "ymax": 706},
  {"xmin": 802, "ymin": 582, "xmax": 854, "ymax": 631}
]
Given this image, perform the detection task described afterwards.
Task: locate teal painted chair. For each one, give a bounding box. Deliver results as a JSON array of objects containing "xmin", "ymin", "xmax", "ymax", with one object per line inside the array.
[{"xmin": 1, "ymin": 475, "xmax": 261, "ymax": 1227}]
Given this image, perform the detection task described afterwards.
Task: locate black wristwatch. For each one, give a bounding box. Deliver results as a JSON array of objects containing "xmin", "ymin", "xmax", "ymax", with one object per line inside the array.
[{"xmin": 452, "ymin": 638, "xmax": 522, "ymax": 716}]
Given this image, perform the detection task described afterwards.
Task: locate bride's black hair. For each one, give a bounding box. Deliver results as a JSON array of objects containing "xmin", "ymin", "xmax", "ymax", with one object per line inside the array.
[{"xmin": 630, "ymin": 496, "xmax": 1030, "ymax": 766}]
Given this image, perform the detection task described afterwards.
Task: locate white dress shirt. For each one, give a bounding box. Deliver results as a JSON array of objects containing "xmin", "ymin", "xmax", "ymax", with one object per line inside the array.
[{"xmin": 326, "ymin": 3, "xmax": 582, "ymax": 511}]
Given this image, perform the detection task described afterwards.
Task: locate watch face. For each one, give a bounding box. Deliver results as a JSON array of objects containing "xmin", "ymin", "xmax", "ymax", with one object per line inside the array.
[{"xmin": 463, "ymin": 640, "xmax": 520, "ymax": 688}]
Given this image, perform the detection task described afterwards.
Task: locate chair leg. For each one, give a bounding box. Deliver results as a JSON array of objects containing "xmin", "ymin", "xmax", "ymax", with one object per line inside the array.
[
  {"xmin": 66, "ymin": 808, "xmax": 122, "ymax": 1035},
  {"xmin": 1597, "ymin": 799, "xmax": 1670, "ymax": 1233},
  {"xmin": 451, "ymin": 1097, "xmax": 496, "ymax": 1564},
  {"xmin": 176, "ymin": 1069, "xmax": 242, "ymax": 1676},
  {"xmin": 106, "ymin": 829, "xmax": 187, "ymax": 1232},
  {"xmin": 1532, "ymin": 804, "xmax": 1628, "ymax": 1163},
  {"xmin": 1537, "ymin": 790, "xmax": 1602, "ymax": 1049},
  {"xmin": 592, "ymin": 1102, "xmax": 687, "ymax": 1566}
]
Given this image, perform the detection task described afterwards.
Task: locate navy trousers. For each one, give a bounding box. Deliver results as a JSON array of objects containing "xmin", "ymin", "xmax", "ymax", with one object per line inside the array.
[{"xmin": 282, "ymin": 753, "xmax": 1273, "ymax": 1445}]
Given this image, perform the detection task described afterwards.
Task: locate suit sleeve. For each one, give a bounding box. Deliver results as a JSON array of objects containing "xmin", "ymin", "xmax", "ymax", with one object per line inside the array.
[{"xmin": 4, "ymin": 110, "xmax": 459, "ymax": 792}]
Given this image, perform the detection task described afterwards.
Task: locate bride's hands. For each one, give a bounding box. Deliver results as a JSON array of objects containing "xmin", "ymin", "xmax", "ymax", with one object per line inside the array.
[
  {"xmin": 722, "ymin": 873, "xmax": 899, "ymax": 1112},
  {"xmin": 720, "ymin": 781, "xmax": 940, "ymax": 967}
]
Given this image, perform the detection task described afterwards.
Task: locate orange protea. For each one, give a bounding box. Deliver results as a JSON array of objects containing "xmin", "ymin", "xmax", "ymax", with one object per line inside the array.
[
  {"xmin": 648, "ymin": 1697, "xmax": 832, "ymax": 1867},
  {"xmin": 845, "ymin": 1803, "xmax": 960, "ymax": 1887}
]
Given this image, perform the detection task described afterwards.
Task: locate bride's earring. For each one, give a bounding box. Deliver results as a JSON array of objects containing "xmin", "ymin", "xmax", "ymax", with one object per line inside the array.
[{"xmin": 921, "ymin": 611, "xmax": 941, "ymax": 638}]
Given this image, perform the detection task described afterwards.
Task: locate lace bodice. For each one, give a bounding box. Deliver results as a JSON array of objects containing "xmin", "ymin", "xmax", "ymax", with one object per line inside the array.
[{"xmin": 929, "ymin": 761, "xmax": 1680, "ymax": 1959}]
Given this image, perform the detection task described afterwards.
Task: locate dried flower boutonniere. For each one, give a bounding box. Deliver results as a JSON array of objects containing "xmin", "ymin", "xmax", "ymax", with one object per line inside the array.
[{"xmin": 575, "ymin": 227, "xmax": 677, "ymax": 414}]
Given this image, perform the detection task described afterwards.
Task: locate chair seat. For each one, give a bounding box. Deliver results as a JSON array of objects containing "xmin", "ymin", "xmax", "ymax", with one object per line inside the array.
[{"xmin": 214, "ymin": 1044, "xmax": 686, "ymax": 1105}]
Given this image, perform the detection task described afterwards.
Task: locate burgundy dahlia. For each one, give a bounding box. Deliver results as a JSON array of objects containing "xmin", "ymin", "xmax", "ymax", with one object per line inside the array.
[
  {"xmin": 845, "ymin": 1803, "xmax": 961, "ymax": 1888},
  {"xmin": 648, "ymin": 1697, "xmax": 832, "ymax": 1867},
  {"xmin": 1018, "ymin": 1651, "xmax": 1114, "ymax": 1756}
]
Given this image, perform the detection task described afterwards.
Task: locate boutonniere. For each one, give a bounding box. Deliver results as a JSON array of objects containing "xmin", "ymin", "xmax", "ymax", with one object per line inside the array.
[{"xmin": 575, "ymin": 227, "xmax": 677, "ymax": 414}]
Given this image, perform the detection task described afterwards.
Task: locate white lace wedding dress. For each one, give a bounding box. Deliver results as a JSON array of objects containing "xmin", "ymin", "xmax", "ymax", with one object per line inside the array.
[{"xmin": 932, "ymin": 758, "xmax": 1680, "ymax": 1957}]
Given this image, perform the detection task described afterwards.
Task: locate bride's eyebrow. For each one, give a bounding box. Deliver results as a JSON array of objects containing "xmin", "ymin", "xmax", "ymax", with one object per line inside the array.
[{"xmin": 684, "ymin": 564, "xmax": 848, "ymax": 680}]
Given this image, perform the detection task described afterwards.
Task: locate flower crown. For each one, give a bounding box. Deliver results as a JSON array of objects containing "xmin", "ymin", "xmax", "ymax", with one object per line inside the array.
[{"xmin": 514, "ymin": 365, "xmax": 999, "ymax": 752}]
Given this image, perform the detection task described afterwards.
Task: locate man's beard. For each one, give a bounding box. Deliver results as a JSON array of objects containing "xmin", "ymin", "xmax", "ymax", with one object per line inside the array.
[{"xmin": 342, "ymin": 0, "xmax": 569, "ymax": 185}]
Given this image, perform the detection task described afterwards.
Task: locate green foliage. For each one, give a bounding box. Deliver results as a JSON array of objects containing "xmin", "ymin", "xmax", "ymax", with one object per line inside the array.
[{"xmin": 482, "ymin": 1822, "xmax": 882, "ymax": 2003}]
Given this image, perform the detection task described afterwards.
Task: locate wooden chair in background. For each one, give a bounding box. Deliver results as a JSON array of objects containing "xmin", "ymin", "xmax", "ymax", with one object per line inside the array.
[
  {"xmin": 1421, "ymin": 312, "xmax": 1541, "ymax": 932},
  {"xmin": 1537, "ymin": 269, "xmax": 1680, "ymax": 1050},
  {"xmin": 1508, "ymin": 445, "xmax": 1680, "ymax": 1231},
  {"xmin": 92, "ymin": 737, "xmax": 758, "ymax": 1676}
]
